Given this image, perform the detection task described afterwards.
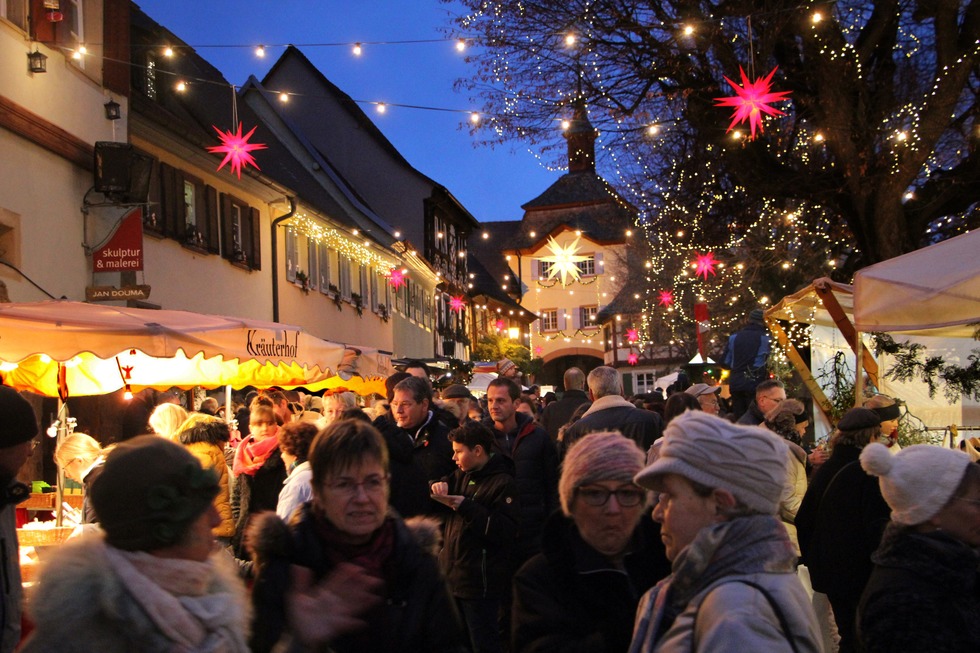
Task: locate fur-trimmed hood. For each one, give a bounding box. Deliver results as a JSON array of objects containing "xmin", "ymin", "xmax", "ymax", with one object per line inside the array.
[{"xmin": 21, "ymin": 534, "xmax": 249, "ymax": 653}]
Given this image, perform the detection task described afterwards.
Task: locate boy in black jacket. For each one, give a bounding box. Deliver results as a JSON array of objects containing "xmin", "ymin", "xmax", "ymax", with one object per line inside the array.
[{"xmin": 431, "ymin": 421, "xmax": 520, "ymax": 653}]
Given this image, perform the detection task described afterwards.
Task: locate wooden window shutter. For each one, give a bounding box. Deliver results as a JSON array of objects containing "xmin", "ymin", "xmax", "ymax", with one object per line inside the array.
[
  {"xmin": 530, "ymin": 259, "xmax": 539, "ymax": 280},
  {"xmin": 249, "ymin": 207, "xmax": 261, "ymax": 270},
  {"xmin": 158, "ymin": 163, "xmax": 180, "ymax": 238},
  {"xmin": 220, "ymin": 193, "xmax": 233, "ymax": 261},
  {"xmin": 594, "ymin": 252, "xmax": 604, "ymax": 274},
  {"xmin": 205, "ymin": 186, "xmax": 219, "ymax": 253}
]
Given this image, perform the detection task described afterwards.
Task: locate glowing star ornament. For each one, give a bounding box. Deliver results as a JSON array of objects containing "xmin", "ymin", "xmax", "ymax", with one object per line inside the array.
[
  {"xmin": 693, "ymin": 252, "xmax": 718, "ymax": 280},
  {"xmin": 658, "ymin": 290, "xmax": 674, "ymax": 307},
  {"xmin": 626, "ymin": 328, "xmax": 639, "ymax": 343},
  {"xmin": 714, "ymin": 67, "xmax": 791, "ymax": 140},
  {"xmin": 449, "ymin": 296, "xmax": 466, "ymax": 313},
  {"xmin": 495, "ymin": 319, "xmax": 506, "ymax": 331},
  {"xmin": 534, "ymin": 346, "xmax": 543, "ymax": 355},
  {"xmin": 627, "ymin": 352, "xmax": 639, "ymax": 366},
  {"xmin": 539, "ymin": 236, "xmax": 589, "ymax": 285},
  {"xmin": 387, "ymin": 269, "xmax": 406, "ymax": 289},
  {"xmin": 207, "ymin": 123, "xmax": 267, "ymax": 178}
]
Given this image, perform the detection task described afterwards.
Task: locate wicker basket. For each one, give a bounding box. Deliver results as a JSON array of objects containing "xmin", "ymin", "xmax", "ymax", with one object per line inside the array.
[{"xmin": 16, "ymin": 526, "xmax": 74, "ymax": 547}]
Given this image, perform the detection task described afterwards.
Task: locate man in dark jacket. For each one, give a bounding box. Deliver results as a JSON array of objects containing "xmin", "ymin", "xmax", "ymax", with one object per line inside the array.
[
  {"xmin": 735, "ymin": 378, "xmax": 786, "ymax": 425},
  {"xmin": 797, "ymin": 407, "xmax": 889, "ymax": 653},
  {"xmin": 540, "ymin": 367, "xmax": 591, "ymax": 441},
  {"xmin": 374, "ymin": 376, "xmax": 455, "ymax": 518},
  {"xmin": 561, "ymin": 366, "xmax": 663, "ymax": 457},
  {"xmin": 723, "ymin": 308, "xmax": 772, "ymax": 419},
  {"xmin": 431, "ymin": 421, "xmax": 520, "ymax": 653},
  {"xmin": 484, "ymin": 377, "xmax": 558, "ymax": 564}
]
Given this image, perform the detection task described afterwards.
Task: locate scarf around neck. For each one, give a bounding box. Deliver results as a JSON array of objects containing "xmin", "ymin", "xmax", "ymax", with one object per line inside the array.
[
  {"xmin": 232, "ymin": 435, "xmax": 278, "ymax": 477},
  {"xmin": 103, "ymin": 543, "xmax": 247, "ymax": 652},
  {"xmin": 313, "ymin": 508, "xmax": 397, "ymax": 579}
]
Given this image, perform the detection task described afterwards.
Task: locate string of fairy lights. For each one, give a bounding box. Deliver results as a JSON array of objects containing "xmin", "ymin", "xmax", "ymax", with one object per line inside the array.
[{"xmin": 49, "ymin": 1, "xmax": 979, "ymax": 356}]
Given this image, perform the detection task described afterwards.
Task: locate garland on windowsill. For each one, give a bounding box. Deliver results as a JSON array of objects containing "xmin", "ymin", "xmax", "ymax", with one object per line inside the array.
[
  {"xmin": 328, "ymin": 284, "xmax": 342, "ymax": 311},
  {"xmin": 535, "ymin": 275, "xmax": 599, "ymax": 288},
  {"xmin": 537, "ymin": 328, "xmax": 602, "ymax": 341},
  {"xmin": 871, "ymin": 332, "xmax": 980, "ymax": 403},
  {"xmin": 351, "ymin": 293, "xmax": 364, "ymax": 317}
]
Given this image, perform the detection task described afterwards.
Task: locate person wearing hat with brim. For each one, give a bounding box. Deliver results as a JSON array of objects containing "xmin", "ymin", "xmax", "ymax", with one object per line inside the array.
[
  {"xmin": 628, "ymin": 411, "xmax": 822, "ymax": 653},
  {"xmin": 684, "ymin": 383, "xmax": 722, "ymax": 416},
  {"xmin": 0, "ymin": 386, "xmax": 38, "ymax": 653},
  {"xmin": 795, "ymin": 407, "xmax": 890, "ymax": 653},
  {"xmin": 21, "ymin": 436, "xmax": 251, "ymax": 652},
  {"xmin": 440, "ymin": 384, "xmax": 475, "ymax": 427},
  {"xmin": 856, "ymin": 443, "xmax": 980, "ymax": 652}
]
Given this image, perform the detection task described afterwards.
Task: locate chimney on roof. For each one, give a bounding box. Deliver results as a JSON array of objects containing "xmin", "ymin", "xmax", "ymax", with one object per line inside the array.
[{"xmin": 564, "ymin": 100, "xmax": 597, "ymax": 173}]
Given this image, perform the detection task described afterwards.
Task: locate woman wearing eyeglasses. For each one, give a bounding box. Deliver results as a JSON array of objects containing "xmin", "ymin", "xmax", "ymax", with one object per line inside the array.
[
  {"xmin": 249, "ymin": 418, "xmax": 465, "ymax": 653},
  {"xmin": 511, "ymin": 431, "xmax": 670, "ymax": 653},
  {"xmin": 856, "ymin": 443, "xmax": 980, "ymax": 652}
]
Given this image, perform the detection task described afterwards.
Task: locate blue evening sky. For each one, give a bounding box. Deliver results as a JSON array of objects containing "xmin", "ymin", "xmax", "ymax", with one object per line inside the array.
[{"xmin": 135, "ymin": 0, "xmax": 559, "ymax": 223}]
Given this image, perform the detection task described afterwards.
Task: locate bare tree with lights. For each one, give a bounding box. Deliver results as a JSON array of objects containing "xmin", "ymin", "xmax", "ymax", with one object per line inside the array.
[{"xmin": 447, "ymin": 0, "xmax": 980, "ymax": 342}]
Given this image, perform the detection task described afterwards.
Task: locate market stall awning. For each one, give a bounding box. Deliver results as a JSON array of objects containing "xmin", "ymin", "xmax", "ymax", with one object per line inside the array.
[
  {"xmin": 854, "ymin": 230, "xmax": 980, "ymax": 336},
  {"xmin": 0, "ymin": 300, "xmax": 389, "ymax": 397}
]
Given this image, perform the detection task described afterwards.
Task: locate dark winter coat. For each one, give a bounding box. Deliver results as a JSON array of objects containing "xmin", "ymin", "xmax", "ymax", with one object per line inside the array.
[
  {"xmin": 438, "ymin": 453, "xmax": 520, "ymax": 600},
  {"xmin": 249, "ymin": 506, "xmax": 466, "ymax": 653},
  {"xmin": 561, "ymin": 396, "xmax": 663, "ymax": 456},
  {"xmin": 540, "ymin": 390, "xmax": 591, "ymax": 441},
  {"xmin": 723, "ymin": 322, "xmax": 770, "ymax": 393},
  {"xmin": 485, "ymin": 412, "xmax": 559, "ymax": 560},
  {"xmin": 373, "ymin": 411, "xmax": 456, "ymax": 518},
  {"xmin": 796, "ymin": 443, "xmax": 889, "ymax": 650},
  {"xmin": 857, "ymin": 523, "xmax": 980, "ymax": 653},
  {"xmin": 735, "ymin": 401, "xmax": 766, "ymax": 425},
  {"xmin": 231, "ymin": 448, "xmax": 287, "ymax": 556},
  {"xmin": 512, "ymin": 512, "xmax": 671, "ymax": 653}
]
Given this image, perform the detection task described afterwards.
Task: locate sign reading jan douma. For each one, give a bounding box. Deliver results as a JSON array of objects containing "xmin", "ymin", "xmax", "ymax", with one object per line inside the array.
[{"xmin": 85, "ymin": 285, "xmax": 151, "ymax": 302}]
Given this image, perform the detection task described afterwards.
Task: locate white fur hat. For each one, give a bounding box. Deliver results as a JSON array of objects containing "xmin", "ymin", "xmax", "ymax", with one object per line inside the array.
[
  {"xmin": 860, "ymin": 443, "xmax": 972, "ymax": 525},
  {"xmin": 635, "ymin": 411, "xmax": 788, "ymax": 514}
]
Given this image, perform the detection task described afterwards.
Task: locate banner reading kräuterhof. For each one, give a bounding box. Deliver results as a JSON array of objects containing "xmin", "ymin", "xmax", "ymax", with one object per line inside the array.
[{"xmin": 92, "ymin": 207, "xmax": 144, "ymax": 272}]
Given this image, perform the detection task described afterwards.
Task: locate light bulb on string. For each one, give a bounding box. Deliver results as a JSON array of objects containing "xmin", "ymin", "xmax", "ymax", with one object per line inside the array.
[
  {"xmin": 255, "ymin": 45, "xmax": 266, "ymax": 58},
  {"xmin": 456, "ymin": 39, "xmax": 466, "ymax": 52},
  {"xmin": 163, "ymin": 46, "xmax": 174, "ymax": 57}
]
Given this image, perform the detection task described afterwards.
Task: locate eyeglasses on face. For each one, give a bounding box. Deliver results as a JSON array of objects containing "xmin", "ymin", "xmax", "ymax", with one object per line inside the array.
[
  {"xmin": 577, "ymin": 485, "xmax": 645, "ymax": 507},
  {"xmin": 324, "ymin": 474, "xmax": 388, "ymax": 497}
]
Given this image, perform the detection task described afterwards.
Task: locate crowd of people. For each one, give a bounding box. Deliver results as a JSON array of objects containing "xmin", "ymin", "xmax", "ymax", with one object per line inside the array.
[{"xmin": 0, "ymin": 344, "xmax": 978, "ymax": 653}]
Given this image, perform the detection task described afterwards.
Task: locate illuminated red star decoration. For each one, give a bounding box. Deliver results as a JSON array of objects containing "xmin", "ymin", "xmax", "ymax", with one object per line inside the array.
[
  {"xmin": 714, "ymin": 67, "xmax": 791, "ymax": 140},
  {"xmin": 627, "ymin": 352, "xmax": 639, "ymax": 366},
  {"xmin": 387, "ymin": 269, "xmax": 406, "ymax": 289},
  {"xmin": 626, "ymin": 328, "xmax": 639, "ymax": 343},
  {"xmin": 207, "ymin": 123, "xmax": 267, "ymax": 178},
  {"xmin": 693, "ymin": 252, "xmax": 718, "ymax": 280},
  {"xmin": 658, "ymin": 290, "xmax": 674, "ymax": 307},
  {"xmin": 495, "ymin": 319, "xmax": 506, "ymax": 331},
  {"xmin": 449, "ymin": 296, "xmax": 466, "ymax": 313},
  {"xmin": 534, "ymin": 346, "xmax": 543, "ymax": 355}
]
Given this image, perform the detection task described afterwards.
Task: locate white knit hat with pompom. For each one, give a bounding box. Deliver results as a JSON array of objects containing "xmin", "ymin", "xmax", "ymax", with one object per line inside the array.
[{"xmin": 860, "ymin": 443, "xmax": 972, "ymax": 525}]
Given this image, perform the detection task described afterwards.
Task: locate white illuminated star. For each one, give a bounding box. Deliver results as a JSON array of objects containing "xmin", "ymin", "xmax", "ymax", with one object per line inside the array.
[{"xmin": 539, "ymin": 236, "xmax": 589, "ymax": 285}]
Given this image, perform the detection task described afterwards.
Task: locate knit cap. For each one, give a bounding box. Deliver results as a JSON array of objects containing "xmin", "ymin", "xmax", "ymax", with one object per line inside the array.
[
  {"xmin": 560, "ymin": 431, "xmax": 645, "ymax": 515},
  {"xmin": 91, "ymin": 436, "xmax": 219, "ymax": 552},
  {"xmin": 0, "ymin": 386, "xmax": 38, "ymax": 448},
  {"xmin": 860, "ymin": 443, "xmax": 971, "ymax": 525},
  {"xmin": 497, "ymin": 359, "xmax": 517, "ymax": 376},
  {"xmin": 749, "ymin": 308, "xmax": 765, "ymax": 323},
  {"xmin": 635, "ymin": 411, "xmax": 788, "ymax": 514}
]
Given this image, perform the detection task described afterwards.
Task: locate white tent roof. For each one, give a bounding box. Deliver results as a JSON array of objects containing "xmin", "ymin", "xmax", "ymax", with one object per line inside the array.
[{"xmin": 853, "ymin": 230, "xmax": 980, "ymax": 336}]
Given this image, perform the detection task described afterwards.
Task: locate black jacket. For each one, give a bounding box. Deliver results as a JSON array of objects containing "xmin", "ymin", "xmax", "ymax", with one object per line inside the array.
[
  {"xmin": 540, "ymin": 390, "xmax": 590, "ymax": 440},
  {"xmin": 858, "ymin": 523, "xmax": 980, "ymax": 653},
  {"xmin": 250, "ymin": 506, "xmax": 466, "ymax": 653},
  {"xmin": 561, "ymin": 403, "xmax": 663, "ymax": 457},
  {"xmin": 438, "ymin": 453, "xmax": 520, "ymax": 600},
  {"xmin": 797, "ymin": 443, "xmax": 889, "ymax": 604},
  {"xmin": 485, "ymin": 413, "xmax": 559, "ymax": 558},
  {"xmin": 512, "ymin": 512, "xmax": 671, "ymax": 653},
  {"xmin": 231, "ymin": 447, "xmax": 287, "ymax": 557},
  {"xmin": 373, "ymin": 411, "xmax": 456, "ymax": 518}
]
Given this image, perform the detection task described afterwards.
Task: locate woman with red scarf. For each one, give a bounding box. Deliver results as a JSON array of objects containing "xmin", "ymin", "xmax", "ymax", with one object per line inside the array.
[
  {"xmin": 249, "ymin": 418, "xmax": 465, "ymax": 653},
  {"xmin": 231, "ymin": 404, "xmax": 287, "ymax": 558}
]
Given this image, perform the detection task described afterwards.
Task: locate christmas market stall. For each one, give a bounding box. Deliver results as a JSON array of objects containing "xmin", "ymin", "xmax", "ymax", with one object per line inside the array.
[
  {"xmin": 0, "ymin": 299, "xmax": 388, "ymax": 555},
  {"xmin": 766, "ymin": 230, "xmax": 980, "ymax": 443}
]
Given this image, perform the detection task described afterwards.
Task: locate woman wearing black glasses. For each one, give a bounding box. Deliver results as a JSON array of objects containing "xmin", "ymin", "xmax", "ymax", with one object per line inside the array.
[{"xmin": 511, "ymin": 431, "xmax": 670, "ymax": 653}]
